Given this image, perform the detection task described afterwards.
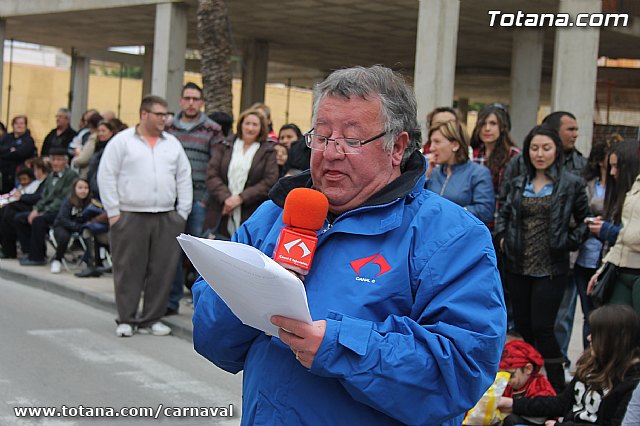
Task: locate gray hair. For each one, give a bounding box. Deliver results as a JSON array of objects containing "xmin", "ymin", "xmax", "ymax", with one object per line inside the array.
[
  {"xmin": 57, "ymin": 108, "xmax": 71, "ymax": 118},
  {"xmin": 312, "ymin": 65, "xmax": 421, "ymax": 165}
]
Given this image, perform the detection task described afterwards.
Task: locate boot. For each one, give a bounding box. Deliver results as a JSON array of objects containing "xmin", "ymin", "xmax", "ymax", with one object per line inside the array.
[
  {"xmin": 74, "ymin": 236, "xmax": 102, "ymax": 278},
  {"xmin": 544, "ymin": 359, "xmax": 566, "ymax": 394}
]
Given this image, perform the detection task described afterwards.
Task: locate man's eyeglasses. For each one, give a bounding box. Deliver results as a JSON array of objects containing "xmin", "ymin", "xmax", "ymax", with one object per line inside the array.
[
  {"xmin": 182, "ymin": 96, "xmax": 202, "ymax": 102},
  {"xmin": 304, "ymin": 128, "xmax": 387, "ymax": 155},
  {"xmin": 146, "ymin": 111, "xmax": 169, "ymax": 119}
]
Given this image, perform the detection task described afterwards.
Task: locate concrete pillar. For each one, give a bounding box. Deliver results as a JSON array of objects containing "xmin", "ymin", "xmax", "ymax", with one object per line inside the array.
[
  {"xmin": 458, "ymin": 97, "xmax": 469, "ymax": 126},
  {"xmin": 70, "ymin": 54, "xmax": 90, "ymax": 129},
  {"xmin": 240, "ymin": 39, "xmax": 269, "ymax": 112},
  {"xmin": 551, "ymin": 0, "xmax": 601, "ymax": 154},
  {"xmin": 151, "ymin": 3, "xmax": 187, "ymax": 114},
  {"xmin": 0, "ymin": 20, "xmax": 5, "ymax": 121},
  {"xmin": 511, "ymin": 29, "xmax": 544, "ymax": 147},
  {"xmin": 142, "ymin": 44, "xmax": 153, "ymax": 97},
  {"xmin": 414, "ymin": 0, "xmax": 460, "ymax": 144}
]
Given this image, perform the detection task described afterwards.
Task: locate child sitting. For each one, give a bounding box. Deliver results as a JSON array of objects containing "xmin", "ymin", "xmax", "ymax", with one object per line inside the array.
[
  {"xmin": 50, "ymin": 178, "xmax": 94, "ymax": 274},
  {"xmin": 499, "ymin": 340, "xmax": 556, "ymax": 425},
  {"xmin": 499, "ymin": 305, "xmax": 640, "ymax": 425}
]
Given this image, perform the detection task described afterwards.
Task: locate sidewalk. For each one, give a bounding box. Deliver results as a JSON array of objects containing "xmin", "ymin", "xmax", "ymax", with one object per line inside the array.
[
  {"xmin": 0, "ymin": 258, "xmax": 195, "ymax": 341},
  {"xmin": 0, "ymin": 256, "xmax": 586, "ymax": 366}
]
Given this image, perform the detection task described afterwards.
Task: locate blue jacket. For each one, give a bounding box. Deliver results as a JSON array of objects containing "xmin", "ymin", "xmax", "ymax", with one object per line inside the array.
[
  {"xmin": 426, "ymin": 161, "xmax": 496, "ymax": 224},
  {"xmin": 192, "ymin": 152, "xmax": 506, "ymax": 426}
]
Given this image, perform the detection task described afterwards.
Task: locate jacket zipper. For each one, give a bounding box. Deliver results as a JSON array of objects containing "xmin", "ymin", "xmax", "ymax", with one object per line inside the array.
[{"xmin": 439, "ymin": 175, "xmax": 451, "ymax": 196}]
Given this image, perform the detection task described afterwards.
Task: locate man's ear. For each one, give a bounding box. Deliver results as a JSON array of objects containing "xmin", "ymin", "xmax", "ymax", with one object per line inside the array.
[
  {"xmin": 391, "ymin": 131, "xmax": 409, "ymax": 167},
  {"xmin": 524, "ymin": 363, "xmax": 535, "ymax": 375}
]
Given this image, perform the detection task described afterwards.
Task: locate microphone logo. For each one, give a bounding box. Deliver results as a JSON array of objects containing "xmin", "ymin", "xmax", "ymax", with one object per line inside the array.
[{"xmin": 283, "ymin": 238, "xmax": 312, "ymax": 258}]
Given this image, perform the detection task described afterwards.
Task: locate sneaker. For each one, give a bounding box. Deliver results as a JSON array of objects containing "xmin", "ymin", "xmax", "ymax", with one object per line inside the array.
[
  {"xmin": 50, "ymin": 260, "xmax": 62, "ymax": 274},
  {"xmin": 138, "ymin": 321, "xmax": 171, "ymax": 336},
  {"xmin": 116, "ymin": 323, "xmax": 133, "ymax": 337}
]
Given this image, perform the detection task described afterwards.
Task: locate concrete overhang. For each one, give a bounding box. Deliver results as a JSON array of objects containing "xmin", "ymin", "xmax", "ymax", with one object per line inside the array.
[{"xmin": 0, "ymin": 0, "xmax": 638, "ymax": 98}]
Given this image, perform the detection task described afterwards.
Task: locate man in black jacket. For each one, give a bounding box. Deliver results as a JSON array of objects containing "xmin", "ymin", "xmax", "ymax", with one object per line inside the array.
[{"xmin": 40, "ymin": 108, "xmax": 77, "ymax": 158}]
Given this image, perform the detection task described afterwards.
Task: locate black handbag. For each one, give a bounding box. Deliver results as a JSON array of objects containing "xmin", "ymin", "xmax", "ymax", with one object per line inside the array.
[{"xmin": 591, "ymin": 262, "xmax": 617, "ymax": 307}]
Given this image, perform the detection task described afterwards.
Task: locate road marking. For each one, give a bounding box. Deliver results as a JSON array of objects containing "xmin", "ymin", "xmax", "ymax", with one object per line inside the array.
[{"xmin": 28, "ymin": 328, "xmax": 240, "ymax": 407}]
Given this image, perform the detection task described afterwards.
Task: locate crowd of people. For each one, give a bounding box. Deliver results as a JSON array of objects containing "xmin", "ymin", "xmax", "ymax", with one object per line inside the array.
[
  {"xmin": 1, "ymin": 66, "xmax": 639, "ymax": 424},
  {"xmin": 422, "ymin": 101, "xmax": 640, "ymax": 423},
  {"xmin": 0, "ymin": 84, "xmax": 312, "ymax": 337}
]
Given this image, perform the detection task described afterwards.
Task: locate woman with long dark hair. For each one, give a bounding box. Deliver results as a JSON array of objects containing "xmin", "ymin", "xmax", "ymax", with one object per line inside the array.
[
  {"xmin": 470, "ymin": 104, "xmax": 520, "ymax": 197},
  {"xmin": 50, "ymin": 178, "xmax": 93, "ymax": 274},
  {"xmin": 588, "ymin": 140, "xmax": 640, "ymax": 315},
  {"xmin": 587, "ymin": 140, "xmax": 640, "ymax": 247},
  {"xmin": 573, "ymin": 140, "xmax": 609, "ymax": 349},
  {"xmin": 496, "ymin": 124, "xmax": 591, "ymax": 393}
]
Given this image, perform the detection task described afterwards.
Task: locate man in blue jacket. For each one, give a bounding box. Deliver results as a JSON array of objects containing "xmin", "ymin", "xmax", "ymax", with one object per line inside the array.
[{"xmin": 192, "ymin": 65, "xmax": 506, "ymax": 425}]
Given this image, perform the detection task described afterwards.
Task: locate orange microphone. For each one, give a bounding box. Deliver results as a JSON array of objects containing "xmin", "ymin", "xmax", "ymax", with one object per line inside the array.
[{"xmin": 273, "ymin": 188, "xmax": 329, "ymax": 276}]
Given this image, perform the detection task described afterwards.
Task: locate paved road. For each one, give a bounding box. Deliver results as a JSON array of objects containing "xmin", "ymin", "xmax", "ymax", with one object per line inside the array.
[{"xmin": 0, "ymin": 277, "xmax": 242, "ymax": 425}]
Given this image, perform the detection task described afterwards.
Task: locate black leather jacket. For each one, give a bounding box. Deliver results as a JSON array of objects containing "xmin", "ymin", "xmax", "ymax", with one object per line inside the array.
[{"xmin": 495, "ymin": 166, "xmax": 591, "ymax": 276}]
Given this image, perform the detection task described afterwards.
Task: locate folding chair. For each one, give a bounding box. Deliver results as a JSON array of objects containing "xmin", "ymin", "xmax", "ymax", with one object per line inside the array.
[{"xmin": 47, "ymin": 228, "xmax": 87, "ymax": 272}]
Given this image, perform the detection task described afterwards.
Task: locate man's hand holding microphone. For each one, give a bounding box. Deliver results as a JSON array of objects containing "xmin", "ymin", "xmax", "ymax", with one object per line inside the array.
[{"xmin": 270, "ymin": 188, "xmax": 329, "ymax": 368}]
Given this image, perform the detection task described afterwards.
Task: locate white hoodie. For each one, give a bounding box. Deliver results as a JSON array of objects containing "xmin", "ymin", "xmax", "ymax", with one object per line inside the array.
[{"xmin": 98, "ymin": 126, "xmax": 192, "ymax": 219}]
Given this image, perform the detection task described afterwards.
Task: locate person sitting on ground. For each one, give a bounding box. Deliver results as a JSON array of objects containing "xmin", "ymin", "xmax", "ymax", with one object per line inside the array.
[
  {"xmin": 15, "ymin": 147, "xmax": 79, "ymax": 266},
  {"xmin": 499, "ymin": 340, "xmax": 557, "ymax": 425},
  {"xmin": 498, "ymin": 304, "xmax": 640, "ymax": 425},
  {"xmin": 50, "ymin": 178, "xmax": 93, "ymax": 274}
]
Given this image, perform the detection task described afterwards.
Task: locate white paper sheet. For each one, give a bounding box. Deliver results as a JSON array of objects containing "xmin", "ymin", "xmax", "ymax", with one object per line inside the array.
[{"xmin": 176, "ymin": 234, "xmax": 312, "ymax": 335}]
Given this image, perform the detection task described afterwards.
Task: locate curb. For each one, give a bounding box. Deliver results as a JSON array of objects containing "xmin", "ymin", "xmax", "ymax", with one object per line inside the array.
[{"xmin": 0, "ymin": 267, "xmax": 194, "ymax": 342}]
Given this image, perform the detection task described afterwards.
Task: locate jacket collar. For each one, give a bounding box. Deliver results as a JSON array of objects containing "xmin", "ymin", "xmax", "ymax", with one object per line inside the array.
[
  {"xmin": 268, "ymin": 150, "xmax": 426, "ymax": 210},
  {"xmin": 134, "ymin": 124, "xmax": 167, "ymax": 141},
  {"xmin": 437, "ymin": 160, "xmax": 471, "ymax": 176},
  {"xmin": 171, "ymin": 111, "xmax": 208, "ymax": 130}
]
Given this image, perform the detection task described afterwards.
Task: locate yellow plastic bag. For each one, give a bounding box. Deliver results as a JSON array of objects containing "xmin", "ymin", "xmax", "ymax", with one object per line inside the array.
[{"xmin": 462, "ymin": 371, "xmax": 510, "ymax": 425}]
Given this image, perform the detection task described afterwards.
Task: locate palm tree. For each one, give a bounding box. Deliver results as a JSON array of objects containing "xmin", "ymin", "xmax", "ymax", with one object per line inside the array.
[{"xmin": 197, "ymin": 0, "xmax": 233, "ymax": 116}]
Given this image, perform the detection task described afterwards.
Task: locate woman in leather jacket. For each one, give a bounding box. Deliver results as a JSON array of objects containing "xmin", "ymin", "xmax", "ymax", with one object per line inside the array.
[{"xmin": 496, "ymin": 125, "xmax": 591, "ymax": 394}]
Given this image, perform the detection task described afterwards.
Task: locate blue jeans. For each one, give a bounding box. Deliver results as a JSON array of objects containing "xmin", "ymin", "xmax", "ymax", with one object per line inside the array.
[
  {"xmin": 573, "ymin": 264, "xmax": 595, "ymax": 348},
  {"xmin": 554, "ymin": 273, "xmax": 576, "ymax": 365},
  {"xmin": 168, "ymin": 201, "xmax": 207, "ymax": 311}
]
